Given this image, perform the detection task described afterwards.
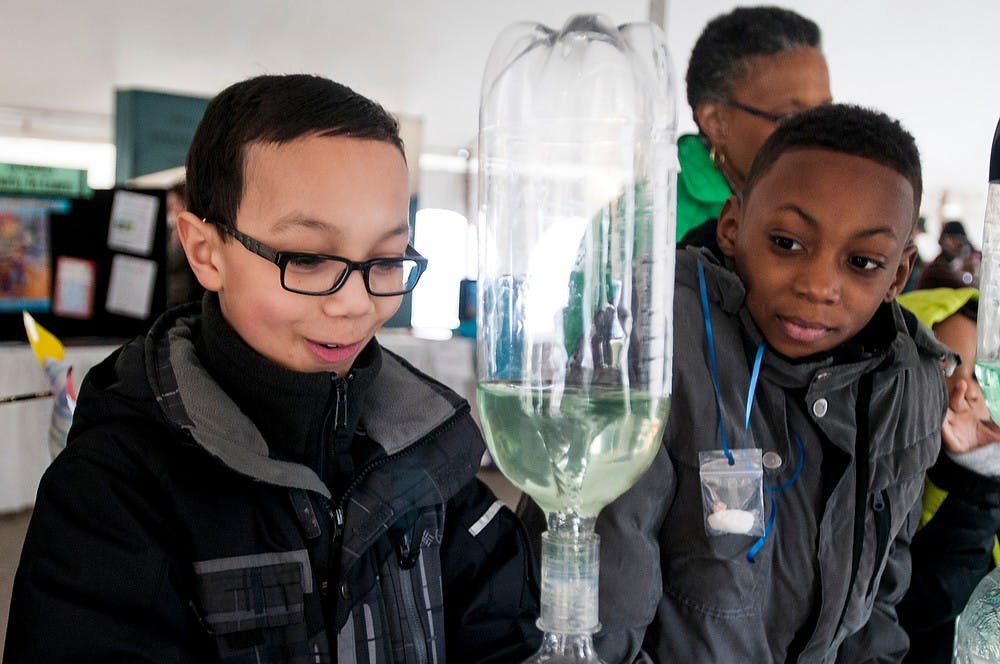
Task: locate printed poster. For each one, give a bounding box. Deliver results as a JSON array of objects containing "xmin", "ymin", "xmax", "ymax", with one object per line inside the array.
[
  {"xmin": 107, "ymin": 190, "xmax": 159, "ymax": 256},
  {"xmin": 52, "ymin": 256, "xmax": 97, "ymax": 319},
  {"xmin": 105, "ymin": 254, "xmax": 157, "ymax": 319},
  {"xmin": 0, "ymin": 196, "xmax": 69, "ymax": 313}
]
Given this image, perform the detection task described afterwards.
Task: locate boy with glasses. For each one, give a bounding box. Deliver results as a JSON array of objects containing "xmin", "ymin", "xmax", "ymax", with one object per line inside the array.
[{"xmin": 6, "ymin": 74, "xmax": 541, "ymax": 662}]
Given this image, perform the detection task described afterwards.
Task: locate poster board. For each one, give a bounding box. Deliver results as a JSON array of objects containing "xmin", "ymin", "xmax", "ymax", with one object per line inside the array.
[{"xmin": 0, "ymin": 188, "xmax": 169, "ymax": 341}]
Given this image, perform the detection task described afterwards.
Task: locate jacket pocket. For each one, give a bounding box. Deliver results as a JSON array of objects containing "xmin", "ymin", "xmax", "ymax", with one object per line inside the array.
[
  {"xmin": 338, "ymin": 507, "xmax": 446, "ymax": 664},
  {"xmin": 865, "ymin": 488, "xmax": 892, "ymax": 600},
  {"xmin": 660, "ymin": 462, "xmax": 766, "ymax": 617},
  {"xmin": 192, "ymin": 550, "xmax": 328, "ymax": 663}
]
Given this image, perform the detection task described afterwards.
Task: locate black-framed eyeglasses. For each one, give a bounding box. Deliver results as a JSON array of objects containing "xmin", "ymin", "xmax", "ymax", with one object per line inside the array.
[
  {"xmin": 204, "ymin": 219, "xmax": 428, "ymax": 296},
  {"xmin": 727, "ymin": 100, "xmax": 795, "ymax": 124}
]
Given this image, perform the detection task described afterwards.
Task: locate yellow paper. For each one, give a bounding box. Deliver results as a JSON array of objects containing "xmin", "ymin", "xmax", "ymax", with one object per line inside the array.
[{"xmin": 22, "ymin": 311, "xmax": 65, "ymax": 366}]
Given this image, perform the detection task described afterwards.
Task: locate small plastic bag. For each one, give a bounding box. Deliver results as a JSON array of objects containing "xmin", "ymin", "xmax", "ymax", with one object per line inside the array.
[{"xmin": 699, "ymin": 448, "xmax": 765, "ymax": 537}]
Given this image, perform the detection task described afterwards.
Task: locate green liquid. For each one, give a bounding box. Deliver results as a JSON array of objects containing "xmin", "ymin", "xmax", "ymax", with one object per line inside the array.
[
  {"xmin": 975, "ymin": 361, "xmax": 1000, "ymax": 424},
  {"xmin": 477, "ymin": 383, "xmax": 669, "ymax": 516}
]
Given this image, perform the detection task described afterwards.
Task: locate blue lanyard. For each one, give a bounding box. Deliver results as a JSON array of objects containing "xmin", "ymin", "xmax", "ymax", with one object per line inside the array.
[
  {"xmin": 747, "ymin": 433, "xmax": 805, "ymax": 563},
  {"xmin": 697, "ymin": 260, "xmax": 764, "ymax": 463},
  {"xmin": 696, "ymin": 259, "xmax": 804, "ymax": 563}
]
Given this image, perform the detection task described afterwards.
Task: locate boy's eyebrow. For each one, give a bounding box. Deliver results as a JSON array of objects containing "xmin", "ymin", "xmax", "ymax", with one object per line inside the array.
[
  {"xmin": 777, "ymin": 204, "xmax": 899, "ymax": 239},
  {"xmin": 270, "ymin": 214, "xmax": 411, "ymax": 241}
]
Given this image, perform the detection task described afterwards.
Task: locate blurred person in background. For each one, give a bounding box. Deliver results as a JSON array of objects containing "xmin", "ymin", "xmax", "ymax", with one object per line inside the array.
[{"xmin": 916, "ymin": 220, "xmax": 982, "ymax": 290}]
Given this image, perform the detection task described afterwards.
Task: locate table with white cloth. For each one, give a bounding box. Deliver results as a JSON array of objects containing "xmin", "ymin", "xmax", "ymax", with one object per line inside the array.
[{"xmin": 0, "ymin": 342, "xmax": 122, "ymax": 513}]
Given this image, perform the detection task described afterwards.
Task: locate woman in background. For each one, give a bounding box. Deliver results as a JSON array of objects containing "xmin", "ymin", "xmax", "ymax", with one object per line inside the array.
[{"xmin": 677, "ymin": 6, "xmax": 832, "ymax": 241}]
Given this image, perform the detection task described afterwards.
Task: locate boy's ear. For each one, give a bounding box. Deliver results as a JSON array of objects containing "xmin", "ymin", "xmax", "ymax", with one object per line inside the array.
[
  {"xmin": 885, "ymin": 243, "xmax": 918, "ymax": 302},
  {"xmin": 175, "ymin": 211, "xmax": 223, "ymax": 292},
  {"xmin": 694, "ymin": 101, "xmax": 729, "ymax": 153},
  {"xmin": 715, "ymin": 194, "xmax": 743, "ymax": 257}
]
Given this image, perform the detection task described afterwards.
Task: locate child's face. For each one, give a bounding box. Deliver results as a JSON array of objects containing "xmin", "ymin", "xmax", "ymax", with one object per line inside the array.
[
  {"xmin": 935, "ymin": 312, "xmax": 991, "ymax": 421},
  {"xmin": 212, "ymin": 135, "xmax": 410, "ymax": 375},
  {"xmin": 717, "ymin": 148, "xmax": 916, "ymax": 359}
]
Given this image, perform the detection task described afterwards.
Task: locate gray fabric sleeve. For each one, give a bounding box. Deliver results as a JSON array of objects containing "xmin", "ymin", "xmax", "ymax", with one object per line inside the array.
[{"xmin": 593, "ymin": 442, "xmax": 675, "ymax": 664}]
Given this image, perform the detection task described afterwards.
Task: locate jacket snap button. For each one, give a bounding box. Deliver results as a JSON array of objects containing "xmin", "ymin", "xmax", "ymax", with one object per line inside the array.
[{"xmin": 812, "ymin": 398, "xmax": 828, "ymax": 418}]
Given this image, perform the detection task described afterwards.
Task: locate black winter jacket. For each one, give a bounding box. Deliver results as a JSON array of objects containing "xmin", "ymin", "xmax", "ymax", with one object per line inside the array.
[{"xmin": 5, "ymin": 298, "xmax": 541, "ymax": 663}]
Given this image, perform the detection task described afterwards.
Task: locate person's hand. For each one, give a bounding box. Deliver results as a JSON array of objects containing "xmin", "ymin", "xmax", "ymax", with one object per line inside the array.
[{"xmin": 941, "ymin": 379, "xmax": 1000, "ymax": 453}]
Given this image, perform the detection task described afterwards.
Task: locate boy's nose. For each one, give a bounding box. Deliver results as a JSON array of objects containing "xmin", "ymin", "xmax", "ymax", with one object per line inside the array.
[
  {"xmin": 321, "ymin": 270, "xmax": 375, "ymax": 317},
  {"xmin": 793, "ymin": 264, "xmax": 841, "ymax": 304}
]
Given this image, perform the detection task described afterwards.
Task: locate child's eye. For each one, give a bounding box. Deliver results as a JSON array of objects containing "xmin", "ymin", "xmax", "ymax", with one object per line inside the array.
[
  {"xmin": 370, "ymin": 261, "xmax": 403, "ymax": 276},
  {"xmin": 849, "ymin": 256, "xmax": 886, "ymax": 271},
  {"xmin": 286, "ymin": 254, "xmax": 328, "ymax": 271},
  {"xmin": 770, "ymin": 235, "xmax": 802, "ymax": 251}
]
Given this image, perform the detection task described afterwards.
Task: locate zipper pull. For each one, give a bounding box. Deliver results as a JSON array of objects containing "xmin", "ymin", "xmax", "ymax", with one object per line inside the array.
[
  {"xmin": 333, "ymin": 507, "xmax": 345, "ymax": 542},
  {"xmin": 332, "ymin": 376, "xmax": 349, "ymax": 430},
  {"xmin": 289, "ymin": 489, "xmax": 322, "ymax": 539}
]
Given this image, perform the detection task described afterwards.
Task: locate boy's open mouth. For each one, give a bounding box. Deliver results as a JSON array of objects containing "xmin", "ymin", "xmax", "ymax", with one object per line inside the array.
[
  {"xmin": 306, "ymin": 339, "xmax": 362, "ymax": 364},
  {"xmin": 778, "ymin": 315, "xmax": 833, "ymax": 343}
]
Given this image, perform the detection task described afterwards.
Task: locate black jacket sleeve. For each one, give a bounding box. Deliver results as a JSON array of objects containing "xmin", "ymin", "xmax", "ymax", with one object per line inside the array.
[
  {"xmin": 898, "ymin": 452, "xmax": 1000, "ymax": 664},
  {"xmin": 3, "ymin": 435, "xmax": 206, "ymax": 663},
  {"xmin": 440, "ymin": 477, "xmax": 542, "ymax": 663}
]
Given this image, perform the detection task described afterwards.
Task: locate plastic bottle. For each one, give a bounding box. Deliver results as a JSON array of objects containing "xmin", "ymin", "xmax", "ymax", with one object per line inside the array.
[
  {"xmin": 975, "ymin": 118, "xmax": 1000, "ymax": 420},
  {"xmin": 954, "ymin": 565, "xmax": 1000, "ymax": 663}
]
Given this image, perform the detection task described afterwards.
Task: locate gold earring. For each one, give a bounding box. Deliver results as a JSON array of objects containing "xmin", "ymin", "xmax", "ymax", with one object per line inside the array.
[{"xmin": 709, "ymin": 144, "xmax": 726, "ymax": 168}]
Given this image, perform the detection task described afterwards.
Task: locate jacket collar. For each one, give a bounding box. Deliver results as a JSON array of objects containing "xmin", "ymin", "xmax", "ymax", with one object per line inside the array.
[
  {"xmin": 144, "ymin": 297, "xmax": 465, "ymax": 498},
  {"xmin": 197, "ymin": 293, "xmax": 380, "ymax": 467}
]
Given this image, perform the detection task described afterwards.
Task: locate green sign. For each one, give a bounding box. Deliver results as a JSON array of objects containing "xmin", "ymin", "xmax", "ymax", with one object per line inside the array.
[
  {"xmin": 114, "ymin": 89, "xmax": 210, "ymax": 184},
  {"xmin": 0, "ymin": 163, "xmax": 90, "ymax": 198}
]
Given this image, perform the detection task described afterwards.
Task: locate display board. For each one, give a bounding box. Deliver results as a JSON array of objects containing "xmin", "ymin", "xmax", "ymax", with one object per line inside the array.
[{"xmin": 0, "ymin": 188, "xmax": 169, "ymax": 342}]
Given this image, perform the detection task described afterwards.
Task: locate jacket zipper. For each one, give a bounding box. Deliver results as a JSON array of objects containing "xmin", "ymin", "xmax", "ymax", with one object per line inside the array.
[
  {"xmin": 317, "ymin": 374, "xmax": 351, "ymax": 487},
  {"xmin": 333, "ymin": 407, "xmax": 466, "ymax": 515},
  {"xmin": 330, "ymin": 409, "xmax": 464, "ymax": 658},
  {"xmin": 865, "ymin": 489, "xmax": 891, "ymax": 598},
  {"xmin": 333, "ymin": 375, "xmax": 349, "ymax": 430}
]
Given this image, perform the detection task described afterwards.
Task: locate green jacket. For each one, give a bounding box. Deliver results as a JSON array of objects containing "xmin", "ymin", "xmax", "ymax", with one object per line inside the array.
[{"xmin": 676, "ymin": 133, "xmax": 731, "ymax": 241}]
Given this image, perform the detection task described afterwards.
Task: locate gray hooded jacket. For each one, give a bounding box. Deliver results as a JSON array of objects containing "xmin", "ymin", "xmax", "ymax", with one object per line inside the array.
[{"xmin": 594, "ymin": 248, "xmax": 951, "ymax": 663}]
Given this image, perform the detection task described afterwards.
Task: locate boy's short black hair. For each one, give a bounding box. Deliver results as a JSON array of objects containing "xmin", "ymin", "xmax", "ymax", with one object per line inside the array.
[
  {"xmin": 743, "ymin": 104, "xmax": 923, "ymax": 223},
  {"xmin": 185, "ymin": 74, "xmax": 404, "ymax": 230},
  {"xmin": 686, "ymin": 6, "xmax": 821, "ymax": 113}
]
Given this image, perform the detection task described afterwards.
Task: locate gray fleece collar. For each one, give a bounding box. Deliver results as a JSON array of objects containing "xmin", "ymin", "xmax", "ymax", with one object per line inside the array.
[{"xmin": 146, "ymin": 311, "xmax": 460, "ymax": 497}]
